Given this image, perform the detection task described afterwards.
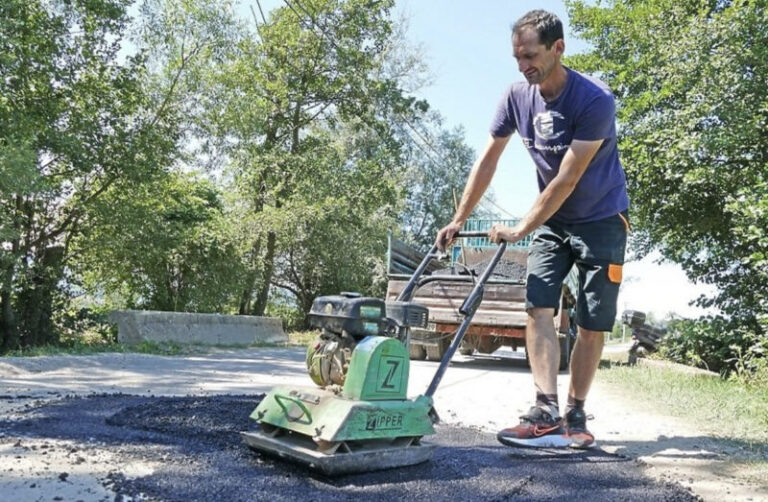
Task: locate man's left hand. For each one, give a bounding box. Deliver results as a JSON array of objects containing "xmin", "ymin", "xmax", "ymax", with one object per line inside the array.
[{"xmin": 489, "ymin": 223, "xmax": 524, "ymax": 244}]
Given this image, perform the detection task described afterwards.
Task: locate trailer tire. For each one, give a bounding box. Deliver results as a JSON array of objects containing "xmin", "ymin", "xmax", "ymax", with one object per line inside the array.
[
  {"xmin": 426, "ymin": 345, "xmax": 442, "ymax": 361},
  {"xmin": 409, "ymin": 343, "xmax": 427, "ymax": 360},
  {"xmin": 426, "ymin": 338, "xmax": 449, "ymax": 362}
]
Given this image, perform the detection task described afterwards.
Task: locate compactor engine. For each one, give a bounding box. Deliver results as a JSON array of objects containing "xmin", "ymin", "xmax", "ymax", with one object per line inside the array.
[{"xmin": 306, "ymin": 292, "xmax": 428, "ymax": 387}]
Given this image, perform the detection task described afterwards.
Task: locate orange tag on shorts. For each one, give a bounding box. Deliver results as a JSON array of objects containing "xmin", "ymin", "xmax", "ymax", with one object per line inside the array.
[{"xmin": 608, "ymin": 264, "xmax": 623, "ymax": 283}]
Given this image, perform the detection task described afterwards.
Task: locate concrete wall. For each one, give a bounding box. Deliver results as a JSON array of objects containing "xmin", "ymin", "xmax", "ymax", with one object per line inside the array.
[{"xmin": 109, "ymin": 310, "xmax": 287, "ymax": 346}]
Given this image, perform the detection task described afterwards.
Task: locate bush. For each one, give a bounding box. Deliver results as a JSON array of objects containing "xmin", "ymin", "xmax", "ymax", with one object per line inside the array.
[
  {"xmin": 659, "ymin": 316, "xmax": 767, "ymax": 380},
  {"xmin": 265, "ymin": 295, "xmax": 306, "ymax": 333},
  {"xmin": 53, "ymin": 306, "xmax": 118, "ymax": 348}
]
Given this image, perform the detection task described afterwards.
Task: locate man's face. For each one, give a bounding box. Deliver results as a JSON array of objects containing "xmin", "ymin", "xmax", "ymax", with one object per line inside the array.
[{"xmin": 512, "ymin": 28, "xmax": 563, "ymax": 85}]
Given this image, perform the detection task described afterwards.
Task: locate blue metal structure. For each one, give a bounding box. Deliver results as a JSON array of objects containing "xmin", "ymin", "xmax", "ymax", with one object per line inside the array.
[{"xmin": 451, "ymin": 219, "xmax": 532, "ymax": 262}]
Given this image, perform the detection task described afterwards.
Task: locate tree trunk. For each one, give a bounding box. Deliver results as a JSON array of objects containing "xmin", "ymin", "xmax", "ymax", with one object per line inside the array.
[
  {"xmin": 300, "ymin": 292, "xmax": 315, "ymax": 330},
  {"xmin": 252, "ymin": 230, "xmax": 276, "ymax": 316},
  {"xmin": 238, "ymin": 271, "xmax": 256, "ymax": 315},
  {"xmin": 238, "ymin": 237, "xmax": 262, "ymax": 315},
  {"xmin": 0, "ymin": 265, "xmax": 18, "ymax": 352},
  {"xmin": 1, "ymin": 202, "xmax": 22, "ymax": 351},
  {"xmin": 253, "ymin": 99, "xmax": 303, "ymax": 318},
  {"xmin": 16, "ymin": 246, "xmax": 65, "ymax": 347}
]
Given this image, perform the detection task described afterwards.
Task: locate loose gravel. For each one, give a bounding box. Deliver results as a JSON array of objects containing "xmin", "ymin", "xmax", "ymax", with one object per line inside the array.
[
  {"xmin": 0, "ymin": 394, "xmax": 699, "ymax": 501},
  {"xmin": 432, "ymin": 259, "xmax": 527, "ymax": 282}
]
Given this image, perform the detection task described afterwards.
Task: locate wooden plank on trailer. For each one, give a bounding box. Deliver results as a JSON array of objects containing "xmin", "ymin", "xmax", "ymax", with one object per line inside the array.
[
  {"xmin": 387, "ymin": 281, "xmax": 526, "ymax": 302},
  {"xmin": 388, "ymin": 237, "xmax": 443, "ymax": 274},
  {"xmin": 425, "ymin": 307, "xmax": 528, "ymax": 326}
]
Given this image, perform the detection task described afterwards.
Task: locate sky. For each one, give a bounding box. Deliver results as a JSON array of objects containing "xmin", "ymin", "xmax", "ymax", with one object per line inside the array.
[{"xmin": 242, "ymin": 0, "xmax": 716, "ymax": 319}]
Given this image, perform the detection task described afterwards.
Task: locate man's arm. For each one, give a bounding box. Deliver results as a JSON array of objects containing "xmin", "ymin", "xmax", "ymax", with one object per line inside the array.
[
  {"xmin": 435, "ymin": 134, "xmax": 511, "ymax": 250},
  {"xmin": 490, "ymin": 138, "xmax": 604, "ymax": 243}
]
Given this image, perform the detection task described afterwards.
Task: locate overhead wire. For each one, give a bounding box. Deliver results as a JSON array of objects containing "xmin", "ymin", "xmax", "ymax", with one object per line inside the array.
[{"xmin": 278, "ymin": 0, "xmax": 516, "ymax": 219}]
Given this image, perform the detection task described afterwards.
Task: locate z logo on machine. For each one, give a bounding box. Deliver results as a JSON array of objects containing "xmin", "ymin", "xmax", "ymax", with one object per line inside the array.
[
  {"xmin": 381, "ymin": 360, "xmax": 400, "ymax": 389},
  {"xmin": 534, "ymin": 111, "xmax": 565, "ymax": 140}
]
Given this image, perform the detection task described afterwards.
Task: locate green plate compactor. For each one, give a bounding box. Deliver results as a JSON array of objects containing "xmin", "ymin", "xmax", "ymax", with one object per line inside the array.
[{"xmin": 241, "ymin": 231, "xmax": 507, "ymax": 475}]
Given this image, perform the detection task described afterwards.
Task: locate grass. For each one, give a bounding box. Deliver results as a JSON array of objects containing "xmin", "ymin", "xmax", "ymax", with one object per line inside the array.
[
  {"xmin": 598, "ymin": 361, "xmax": 768, "ymax": 456},
  {"xmin": 2, "ymin": 329, "xmax": 321, "ymax": 359},
  {"xmin": 286, "ymin": 330, "xmax": 317, "ymax": 347},
  {"xmin": 2, "ymin": 340, "xmax": 211, "ymax": 357}
]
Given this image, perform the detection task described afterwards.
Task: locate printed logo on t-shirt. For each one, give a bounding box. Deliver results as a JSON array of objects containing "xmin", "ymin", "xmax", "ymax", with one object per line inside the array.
[{"xmin": 533, "ymin": 111, "xmax": 565, "ymax": 140}]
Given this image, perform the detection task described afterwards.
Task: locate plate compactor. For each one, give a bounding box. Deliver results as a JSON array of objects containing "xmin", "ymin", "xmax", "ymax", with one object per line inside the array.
[{"xmin": 241, "ymin": 232, "xmax": 507, "ymax": 475}]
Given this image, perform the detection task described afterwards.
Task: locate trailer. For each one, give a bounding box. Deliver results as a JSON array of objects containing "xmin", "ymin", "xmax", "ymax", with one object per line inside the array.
[{"xmin": 386, "ymin": 223, "xmax": 577, "ymax": 370}]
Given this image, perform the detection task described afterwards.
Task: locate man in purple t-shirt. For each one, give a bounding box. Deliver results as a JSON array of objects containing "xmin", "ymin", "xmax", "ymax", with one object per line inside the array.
[{"xmin": 436, "ymin": 10, "xmax": 629, "ymax": 449}]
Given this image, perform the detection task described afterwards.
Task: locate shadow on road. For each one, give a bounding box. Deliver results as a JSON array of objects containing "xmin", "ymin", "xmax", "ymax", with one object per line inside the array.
[{"xmin": 604, "ymin": 435, "xmax": 767, "ymax": 462}]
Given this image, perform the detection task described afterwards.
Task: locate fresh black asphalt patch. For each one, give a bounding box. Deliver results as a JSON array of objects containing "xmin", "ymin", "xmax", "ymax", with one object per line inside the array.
[{"xmin": 0, "ymin": 394, "xmax": 699, "ymax": 501}]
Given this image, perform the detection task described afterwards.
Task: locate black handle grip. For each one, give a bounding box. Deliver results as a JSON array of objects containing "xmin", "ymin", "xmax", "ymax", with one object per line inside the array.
[{"xmin": 453, "ymin": 231, "xmax": 491, "ymax": 238}]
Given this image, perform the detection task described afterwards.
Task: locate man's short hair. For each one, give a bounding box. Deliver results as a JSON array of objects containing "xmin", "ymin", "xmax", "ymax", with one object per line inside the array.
[{"xmin": 512, "ymin": 10, "xmax": 564, "ymax": 49}]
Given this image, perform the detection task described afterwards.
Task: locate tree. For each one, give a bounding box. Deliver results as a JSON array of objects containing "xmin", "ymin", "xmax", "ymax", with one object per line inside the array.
[
  {"xmin": 565, "ymin": 0, "xmax": 767, "ymax": 368},
  {"xmin": 211, "ymin": 0, "xmax": 421, "ymax": 315},
  {"xmin": 0, "ymin": 0, "xmax": 178, "ymax": 350},
  {"xmin": 396, "ymin": 111, "xmax": 498, "ymax": 249},
  {"xmin": 72, "ymin": 173, "xmax": 243, "ymax": 313},
  {"xmin": 268, "ymin": 122, "xmax": 403, "ymax": 323}
]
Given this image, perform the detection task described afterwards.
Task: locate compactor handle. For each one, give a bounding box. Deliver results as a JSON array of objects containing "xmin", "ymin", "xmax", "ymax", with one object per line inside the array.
[
  {"xmin": 425, "ymin": 238, "xmax": 507, "ymax": 397},
  {"xmin": 396, "ymin": 231, "xmax": 499, "ymax": 302},
  {"xmin": 453, "ymin": 231, "xmax": 493, "ymax": 238}
]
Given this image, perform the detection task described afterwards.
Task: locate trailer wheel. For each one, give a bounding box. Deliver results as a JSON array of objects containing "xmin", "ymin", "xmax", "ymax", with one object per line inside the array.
[
  {"xmin": 426, "ymin": 338, "xmax": 449, "ymax": 361},
  {"xmin": 409, "ymin": 343, "xmax": 427, "ymax": 360},
  {"xmin": 459, "ymin": 341, "xmax": 474, "ymax": 356},
  {"xmin": 426, "ymin": 345, "xmax": 443, "ymax": 361}
]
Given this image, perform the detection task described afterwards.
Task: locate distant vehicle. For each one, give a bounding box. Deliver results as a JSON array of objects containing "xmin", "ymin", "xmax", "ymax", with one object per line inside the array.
[
  {"xmin": 386, "ymin": 220, "xmax": 577, "ymax": 371},
  {"xmin": 621, "ymin": 310, "xmax": 667, "ymax": 365}
]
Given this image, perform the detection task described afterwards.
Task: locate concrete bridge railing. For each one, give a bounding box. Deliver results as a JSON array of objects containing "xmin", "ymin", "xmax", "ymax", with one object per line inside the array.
[{"xmin": 109, "ymin": 310, "xmax": 287, "ymax": 346}]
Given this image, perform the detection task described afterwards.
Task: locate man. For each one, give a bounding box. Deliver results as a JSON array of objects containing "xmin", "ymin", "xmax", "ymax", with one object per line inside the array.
[{"xmin": 436, "ymin": 10, "xmax": 629, "ymax": 449}]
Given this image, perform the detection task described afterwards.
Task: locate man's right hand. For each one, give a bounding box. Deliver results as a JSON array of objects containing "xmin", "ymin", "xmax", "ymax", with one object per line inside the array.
[{"xmin": 435, "ymin": 221, "xmax": 462, "ymax": 251}]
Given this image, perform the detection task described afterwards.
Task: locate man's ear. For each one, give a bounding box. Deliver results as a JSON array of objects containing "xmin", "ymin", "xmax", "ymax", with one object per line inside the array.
[{"xmin": 554, "ymin": 39, "xmax": 565, "ymax": 57}]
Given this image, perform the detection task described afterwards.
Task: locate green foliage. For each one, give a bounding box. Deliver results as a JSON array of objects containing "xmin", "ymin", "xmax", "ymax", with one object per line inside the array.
[
  {"xmin": 53, "ymin": 306, "xmax": 117, "ymax": 347},
  {"xmin": 659, "ymin": 316, "xmax": 768, "ymax": 381},
  {"xmin": 72, "ymin": 173, "xmax": 243, "ymax": 313},
  {"xmin": 206, "ymin": 0, "xmax": 428, "ymax": 316},
  {"xmin": 1, "ymin": 0, "xmax": 480, "ymax": 348},
  {"xmin": 566, "ymin": 0, "xmax": 768, "ymax": 373},
  {"xmin": 264, "ymin": 290, "xmax": 305, "ymax": 333},
  {"xmin": 0, "ymin": 0, "xmax": 179, "ymax": 350}
]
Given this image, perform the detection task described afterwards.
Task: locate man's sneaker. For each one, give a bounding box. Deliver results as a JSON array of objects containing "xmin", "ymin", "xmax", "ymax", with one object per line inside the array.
[
  {"xmin": 564, "ymin": 407, "xmax": 596, "ymax": 449},
  {"xmin": 497, "ymin": 406, "xmax": 570, "ymax": 448}
]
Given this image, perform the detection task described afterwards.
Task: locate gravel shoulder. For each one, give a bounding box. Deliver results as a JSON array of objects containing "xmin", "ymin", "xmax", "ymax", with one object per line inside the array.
[{"xmin": 1, "ymin": 346, "xmax": 765, "ymax": 501}]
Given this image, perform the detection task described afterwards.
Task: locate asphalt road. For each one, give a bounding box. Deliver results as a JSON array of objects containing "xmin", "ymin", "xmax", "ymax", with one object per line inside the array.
[{"xmin": 0, "ymin": 392, "xmax": 699, "ymax": 501}]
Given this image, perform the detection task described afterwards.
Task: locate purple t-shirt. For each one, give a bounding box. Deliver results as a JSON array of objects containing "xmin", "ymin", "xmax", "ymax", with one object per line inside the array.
[{"xmin": 490, "ymin": 67, "xmax": 629, "ymax": 224}]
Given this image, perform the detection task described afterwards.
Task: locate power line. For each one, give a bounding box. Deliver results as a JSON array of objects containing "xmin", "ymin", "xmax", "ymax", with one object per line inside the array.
[
  {"xmin": 399, "ymin": 116, "xmax": 516, "ymax": 219},
  {"xmin": 278, "ymin": 0, "xmax": 515, "ymax": 219}
]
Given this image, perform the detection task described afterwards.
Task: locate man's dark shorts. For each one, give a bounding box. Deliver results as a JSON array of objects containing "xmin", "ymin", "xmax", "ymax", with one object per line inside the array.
[{"xmin": 526, "ymin": 211, "xmax": 629, "ymax": 332}]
